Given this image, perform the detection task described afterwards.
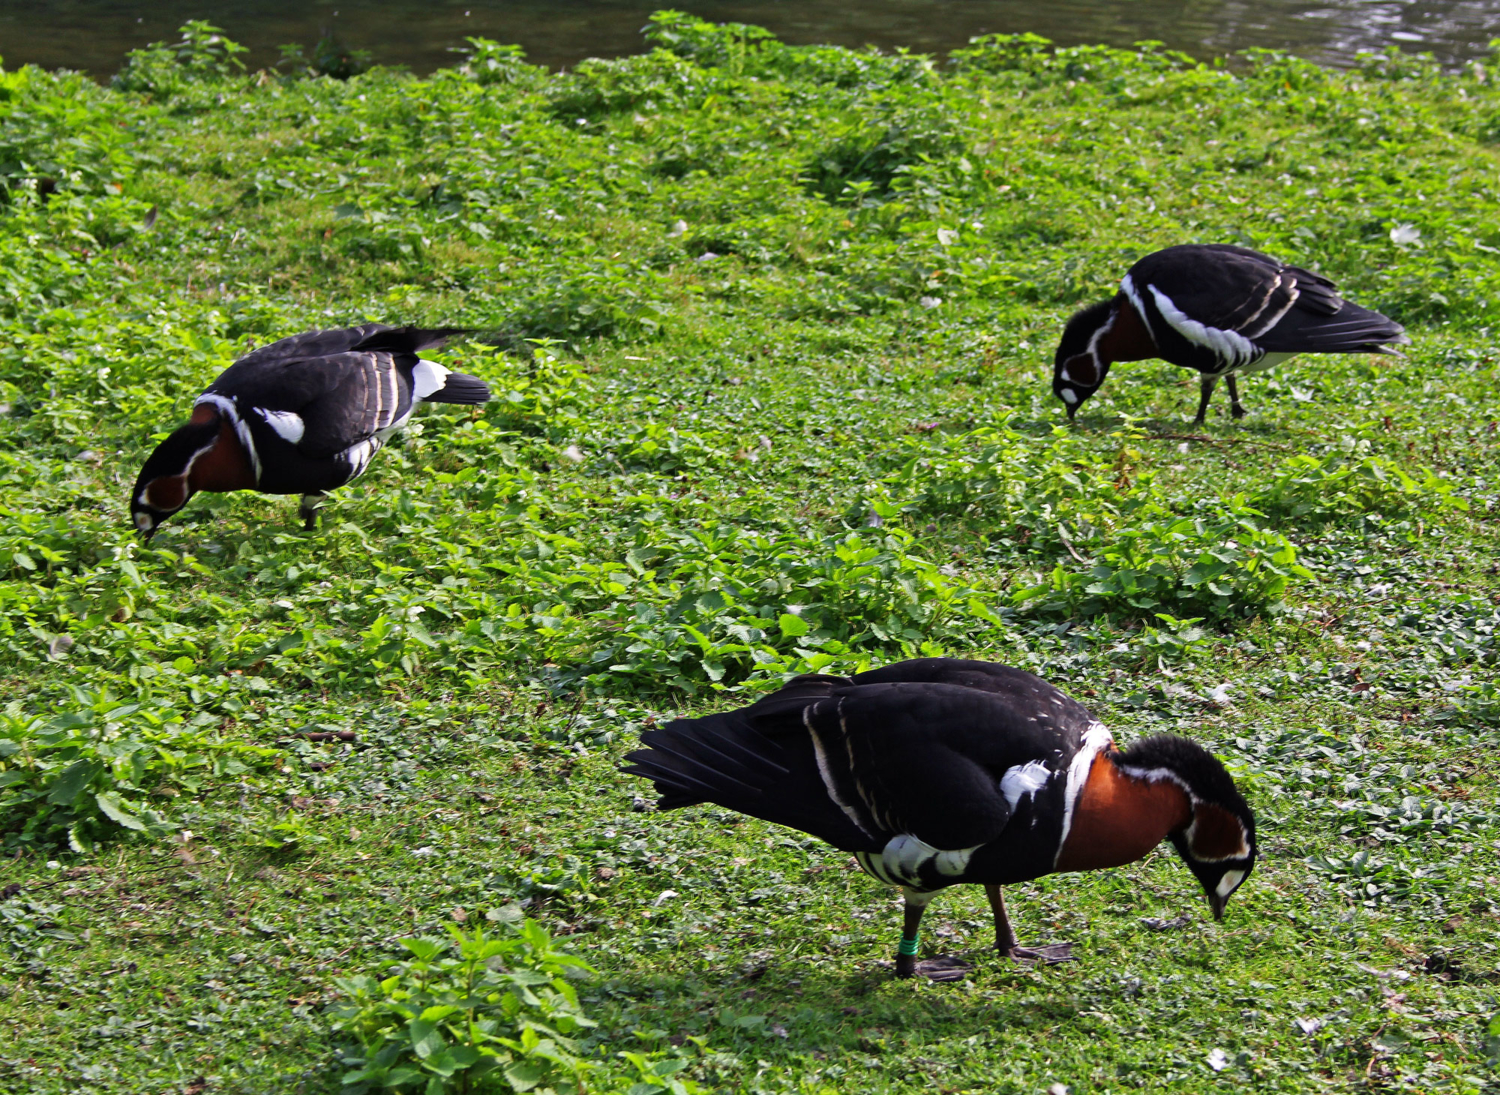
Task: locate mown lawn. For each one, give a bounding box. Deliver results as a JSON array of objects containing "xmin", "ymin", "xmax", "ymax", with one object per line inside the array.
[{"xmin": 2, "ymin": 14, "xmax": 1498, "ymax": 1094}]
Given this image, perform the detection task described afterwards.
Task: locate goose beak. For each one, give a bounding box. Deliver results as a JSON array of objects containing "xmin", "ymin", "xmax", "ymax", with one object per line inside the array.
[{"xmin": 1207, "ymin": 891, "xmax": 1227, "ymax": 922}]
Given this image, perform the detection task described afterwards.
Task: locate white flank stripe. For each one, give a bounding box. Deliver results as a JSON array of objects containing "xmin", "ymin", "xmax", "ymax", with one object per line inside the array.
[
  {"xmin": 878, "ymin": 835, "xmax": 981, "ymax": 886},
  {"xmin": 256, "ymin": 408, "xmax": 305, "ymax": 444},
  {"xmin": 412, "ymin": 358, "xmax": 451, "ymax": 400},
  {"xmin": 934, "ymin": 845, "xmax": 981, "ymax": 877},
  {"xmin": 1243, "ymin": 274, "xmax": 1303, "ymax": 339},
  {"xmin": 1147, "ymin": 284, "xmax": 1260, "ymax": 368},
  {"xmin": 885, "ymin": 834, "xmax": 933, "ymax": 885},
  {"xmin": 369, "ymin": 357, "xmax": 386, "ymax": 430},
  {"xmin": 999, "ymin": 760, "xmax": 1052, "ymax": 809},
  {"xmin": 805, "ymin": 704, "xmax": 874, "ymax": 839},
  {"xmin": 1052, "ymin": 721, "xmax": 1113, "ymax": 868},
  {"xmin": 854, "ymin": 851, "xmax": 897, "ymax": 886}
]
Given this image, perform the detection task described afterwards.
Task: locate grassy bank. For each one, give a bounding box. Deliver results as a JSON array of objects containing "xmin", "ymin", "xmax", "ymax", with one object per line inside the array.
[{"xmin": 2, "ymin": 14, "xmax": 1498, "ymax": 1092}]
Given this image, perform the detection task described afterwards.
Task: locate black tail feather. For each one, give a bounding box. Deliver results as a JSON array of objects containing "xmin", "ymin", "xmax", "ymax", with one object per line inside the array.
[
  {"xmin": 1261, "ymin": 300, "xmax": 1407, "ymax": 355},
  {"xmin": 621, "ymin": 692, "xmax": 879, "ymax": 852},
  {"xmin": 426, "ymin": 371, "xmax": 491, "ymax": 405}
]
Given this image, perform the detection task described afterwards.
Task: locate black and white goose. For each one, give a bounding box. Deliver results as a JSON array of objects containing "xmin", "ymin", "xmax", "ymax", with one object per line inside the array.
[
  {"xmin": 624, "ymin": 658, "xmax": 1256, "ymax": 981},
  {"xmin": 1052, "ymin": 244, "xmax": 1408, "ymax": 423},
  {"xmin": 131, "ymin": 324, "xmax": 488, "ymax": 540}
]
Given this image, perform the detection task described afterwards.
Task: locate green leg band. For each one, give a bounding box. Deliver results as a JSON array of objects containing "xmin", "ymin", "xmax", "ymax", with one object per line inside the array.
[{"xmin": 897, "ymin": 936, "xmax": 919, "ymax": 957}]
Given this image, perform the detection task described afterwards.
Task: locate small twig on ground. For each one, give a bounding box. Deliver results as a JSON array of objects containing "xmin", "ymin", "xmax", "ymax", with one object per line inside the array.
[
  {"xmin": 1056, "ymin": 523, "xmax": 1088, "ymax": 565},
  {"xmin": 1146, "ymin": 432, "xmax": 1294, "ymax": 451},
  {"xmin": 559, "ymin": 693, "xmax": 586, "ymax": 740}
]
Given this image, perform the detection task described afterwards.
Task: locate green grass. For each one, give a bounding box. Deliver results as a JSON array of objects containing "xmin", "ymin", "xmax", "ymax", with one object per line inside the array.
[{"xmin": 2, "ymin": 13, "xmax": 1499, "ymax": 1093}]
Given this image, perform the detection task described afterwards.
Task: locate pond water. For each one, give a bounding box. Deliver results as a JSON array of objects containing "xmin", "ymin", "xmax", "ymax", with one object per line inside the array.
[{"xmin": 3, "ymin": 0, "xmax": 1498, "ymax": 78}]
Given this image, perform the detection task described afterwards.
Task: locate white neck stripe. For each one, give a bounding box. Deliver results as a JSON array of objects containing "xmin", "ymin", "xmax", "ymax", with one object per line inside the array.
[
  {"xmin": 194, "ymin": 393, "xmax": 261, "ymax": 483},
  {"xmin": 1052, "ymin": 721, "xmax": 1112, "ymax": 868}
]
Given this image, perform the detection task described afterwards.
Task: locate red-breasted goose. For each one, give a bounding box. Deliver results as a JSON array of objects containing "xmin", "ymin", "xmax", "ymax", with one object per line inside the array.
[
  {"xmin": 1052, "ymin": 244, "xmax": 1408, "ymax": 423},
  {"xmin": 131, "ymin": 324, "xmax": 487, "ymax": 539},
  {"xmin": 624, "ymin": 658, "xmax": 1256, "ymax": 981}
]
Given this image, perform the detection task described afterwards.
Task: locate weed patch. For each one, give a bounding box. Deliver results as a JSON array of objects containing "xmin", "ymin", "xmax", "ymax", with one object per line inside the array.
[{"xmin": 2, "ymin": 15, "xmax": 1499, "ymax": 1094}]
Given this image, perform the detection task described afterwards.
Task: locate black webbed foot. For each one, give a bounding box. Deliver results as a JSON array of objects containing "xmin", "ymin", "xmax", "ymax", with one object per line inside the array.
[
  {"xmin": 893, "ymin": 953, "xmax": 973, "ymax": 982},
  {"xmin": 1004, "ymin": 942, "xmax": 1075, "ymax": 967}
]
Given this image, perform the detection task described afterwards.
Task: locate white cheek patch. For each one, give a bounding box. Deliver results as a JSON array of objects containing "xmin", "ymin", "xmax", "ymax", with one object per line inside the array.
[
  {"xmin": 1060, "ymin": 388, "xmax": 1079, "ymax": 405},
  {"xmin": 1216, "ymin": 869, "xmax": 1246, "ymax": 899},
  {"xmin": 134, "ymin": 511, "xmax": 155, "ymax": 531},
  {"xmin": 412, "ymin": 358, "xmax": 451, "ymax": 400},
  {"xmin": 256, "ymin": 408, "xmax": 306, "ymax": 444}
]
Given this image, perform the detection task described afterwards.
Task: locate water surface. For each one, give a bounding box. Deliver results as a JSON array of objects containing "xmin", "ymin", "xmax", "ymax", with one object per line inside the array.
[{"xmin": 3, "ymin": 0, "xmax": 1497, "ymax": 77}]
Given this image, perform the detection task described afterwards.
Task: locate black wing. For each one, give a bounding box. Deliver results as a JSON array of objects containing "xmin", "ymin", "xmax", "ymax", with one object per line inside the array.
[
  {"xmin": 204, "ymin": 326, "xmax": 485, "ymax": 459},
  {"xmin": 1130, "ymin": 244, "xmax": 1405, "ymax": 355},
  {"xmin": 623, "ymin": 673, "xmax": 880, "ymax": 852},
  {"xmin": 205, "ymin": 348, "xmax": 410, "ymax": 459},
  {"xmin": 1129, "ymin": 245, "xmax": 1315, "ymax": 338},
  {"xmin": 623, "ymin": 659, "xmax": 1096, "ymax": 854},
  {"xmin": 229, "ymin": 323, "xmax": 390, "ymax": 371}
]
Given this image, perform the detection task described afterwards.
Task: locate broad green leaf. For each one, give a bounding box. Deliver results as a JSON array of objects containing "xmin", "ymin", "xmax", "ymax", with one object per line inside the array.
[
  {"xmin": 94, "ymin": 791, "xmax": 146, "ymax": 830},
  {"xmin": 503, "ymin": 1060, "xmax": 545, "ymax": 1092},
  {"xmin": 45, "ymin": 760, "xmax": 101, "ymax": 806},
  {"xmin": 777, "ymin": 612, "xmax": 809, "ymax": 637}
]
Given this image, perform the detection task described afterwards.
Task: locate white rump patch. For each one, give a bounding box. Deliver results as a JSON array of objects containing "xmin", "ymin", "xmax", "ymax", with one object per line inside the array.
[
  {"xmin": 874, "ymin": 834, "xmax": 980, "ymax": 887},
  {"xmin": 412, "ymin": 358, "xmax": 451, "ymax": 400},
  {"xmin": 1238, "ymin": 351, "xmax": 1294, "ymax": 376},
  {"xmin": 255, "ymin": 408, "xmax": 306, "ymax": 444},
  {"xmin": 340, "ymin": 438, "xmax": 383, "ymax": 478},
  {"xmin": 1147, "ymin": 284, "xmax": 1260, "ymax": 368},
  {"xmin": 1000, "ymin": 760, "xmax": 1051, "ymax": 809},
  {"xmin": 1216, "ymin": 869, "xmax": 1246, "ymax": 899}
]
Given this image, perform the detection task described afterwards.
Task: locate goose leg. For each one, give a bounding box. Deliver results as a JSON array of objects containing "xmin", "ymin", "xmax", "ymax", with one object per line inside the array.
[
  {"xmin": 1193, "ymin": 375, "xmax": 1218, "ymax": 425},
  {"xmin": 985, "ymin": 884, "xmax": 1074, "ymax": 966},
  {"xmin": 1225, "ymin": 375, "xmax": 1246, "ymax": 419},
  {"xmin": 893, "ymin": 888, "xmax": 970, "ymax": 982},
  {"xmin": 298, "ymin": 492, "xmax": 328, "ymax": 531}
]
